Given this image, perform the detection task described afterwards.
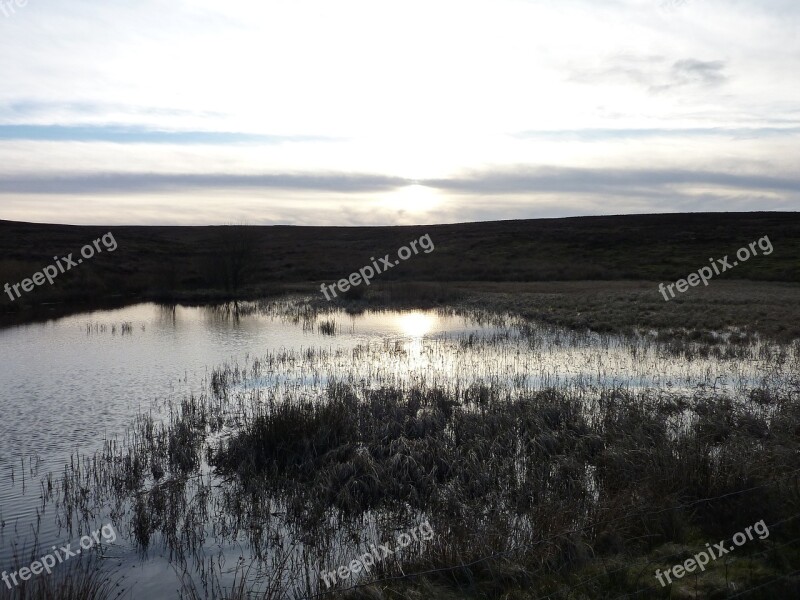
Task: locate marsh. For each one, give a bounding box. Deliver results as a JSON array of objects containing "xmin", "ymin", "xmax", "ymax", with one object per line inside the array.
[{"xmin": 1, "ymin": 298, "xmax": 798, "ymax": 599}]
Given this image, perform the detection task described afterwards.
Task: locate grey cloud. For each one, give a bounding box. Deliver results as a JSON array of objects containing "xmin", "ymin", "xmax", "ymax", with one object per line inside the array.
[
  {"xmin": 667, "ymin": 59, "xmax": 727, "ymax": 88},
  {"xmin": 423, "ymin": 167, "xmax": 800, "ymax": 195},
  {"xmin": 0, "ymin": 172, "xmax": 410, "ymax": 195},
  {"xmin": 1, "ymin": 168, "xmax": 798, "ymax": 199}
]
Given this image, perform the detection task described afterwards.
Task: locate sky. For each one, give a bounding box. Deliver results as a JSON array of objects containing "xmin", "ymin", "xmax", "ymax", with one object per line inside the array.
[{"xmin": 0, "ymin": 0, "xmax": 798, "ymax": 226}]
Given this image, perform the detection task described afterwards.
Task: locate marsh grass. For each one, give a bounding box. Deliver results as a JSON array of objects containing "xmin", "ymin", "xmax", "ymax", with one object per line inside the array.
[{"xmin": 47, "ymin": 306, "xmax": 800, "ymax": 598}]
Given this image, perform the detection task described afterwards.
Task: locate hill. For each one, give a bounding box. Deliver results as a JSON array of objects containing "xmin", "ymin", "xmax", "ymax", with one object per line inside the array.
[{"xmin": 1, "ymin": 212, "xmax": 798, "ymax": 324}]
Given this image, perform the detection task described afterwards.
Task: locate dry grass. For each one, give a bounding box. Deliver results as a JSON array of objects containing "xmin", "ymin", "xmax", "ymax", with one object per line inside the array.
[{"xmin": 353, "ymin": 280, "xmax": 800, "ymax": 342}]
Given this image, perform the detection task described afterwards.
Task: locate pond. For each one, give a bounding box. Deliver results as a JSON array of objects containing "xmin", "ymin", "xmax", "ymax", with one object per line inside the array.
[{"xmin": 0, "ymin": 299, "xmax": 796, "ymax": 597}]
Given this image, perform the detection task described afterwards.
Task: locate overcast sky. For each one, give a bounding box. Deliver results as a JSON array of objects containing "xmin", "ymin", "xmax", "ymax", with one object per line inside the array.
[{"xmin": 0, "ymin": 0, "xmax": 798, "ymax": 225}]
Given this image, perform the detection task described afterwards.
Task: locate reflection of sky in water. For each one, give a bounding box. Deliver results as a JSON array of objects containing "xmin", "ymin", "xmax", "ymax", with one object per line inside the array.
[
  {"xmin": 236, "ymin": 311, "xmax": 794, "ymax": 399},
  {"xmin": 0, "ymin": 304, "xmax": 511, "ymax": 559},
  {"xmin": 0, "ymin": 299, "xmax": 796, "ymax": 595}
]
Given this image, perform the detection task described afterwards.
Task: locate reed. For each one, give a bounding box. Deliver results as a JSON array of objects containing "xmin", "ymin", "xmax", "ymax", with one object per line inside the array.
[{"xmin": 46, "ymin": 303, "xmax": 800, "ymax": 599}]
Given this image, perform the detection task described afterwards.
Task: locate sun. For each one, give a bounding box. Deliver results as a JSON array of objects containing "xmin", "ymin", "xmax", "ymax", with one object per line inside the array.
[{"xmin": 381, "ymin": 184, "xmax": 440, "ymax": 214}]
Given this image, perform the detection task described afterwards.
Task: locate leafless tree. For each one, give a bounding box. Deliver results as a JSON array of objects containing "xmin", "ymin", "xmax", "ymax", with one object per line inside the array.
[{"xmin": 204, "ymin": 224, "xmax": 260, "ymax": 294}]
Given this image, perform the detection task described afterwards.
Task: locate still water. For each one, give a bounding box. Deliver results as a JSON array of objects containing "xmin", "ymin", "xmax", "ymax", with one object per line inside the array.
[
  {"xmin": 0, "ymin": 301, "xmax": 510, "ymax": 584},
  {"xmin": 0, "ymin": 299, "xmax": 794, "ymax": 596}
]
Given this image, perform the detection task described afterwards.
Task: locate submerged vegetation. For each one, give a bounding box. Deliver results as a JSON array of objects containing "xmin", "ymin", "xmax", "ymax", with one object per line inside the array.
[{"xmin": 41, "ymin": 304, "xmax": 800, "ymax": 599}]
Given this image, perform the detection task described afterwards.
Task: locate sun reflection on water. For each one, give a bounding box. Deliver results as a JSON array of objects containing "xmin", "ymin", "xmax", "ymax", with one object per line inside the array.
[{"xmin": 395, "ymin": 311, "xmax": 437, "ymax": 338}]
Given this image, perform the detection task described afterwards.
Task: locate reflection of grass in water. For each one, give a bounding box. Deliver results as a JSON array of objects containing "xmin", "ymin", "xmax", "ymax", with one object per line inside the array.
[
  {"xmin": 49, "ymin": 313, "xmax": 800, "ymax": 599},
  {"xmin": 0, "ymin": 541, "xmax": 123, "ymax": 600},
  {"xmin": 84, "ymin": 321, "xmax": 136, "ymax": 335},
  {"xmin": 318, "ymin": 319, "xmax": 336, "ymax": 336}
]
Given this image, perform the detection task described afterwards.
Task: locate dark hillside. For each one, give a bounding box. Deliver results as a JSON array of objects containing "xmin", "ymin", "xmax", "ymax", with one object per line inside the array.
[{"xmin": 0, "ymin": 212, "xmax": 797, "ymax": 317}]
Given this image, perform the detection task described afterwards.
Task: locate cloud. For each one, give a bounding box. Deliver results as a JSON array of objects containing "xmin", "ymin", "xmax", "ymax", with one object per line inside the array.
[
  {"xmin": 567, "ymin": 54, "xmax": 666, "ymax": 88},
  {"xmin": 664, "ymin": 59, "xmax": 727, "ymax": 89},
  {"xmin": 0, "ymin": 172, "xmax": 410, "ymax": 194},
  {"xmin": 0, "ymin": 100, "xmax": 227, "ymax": 121},
  {"xmin": 2, "ymin": 166, "xmax": 797, "ymax": 201},
  {"xmin": 512, "ymin": 127, "xmax": 800, "ymax": 141},
  {"xmin": 569, "ymin": 55, "xmax": 728, "ymax": 93},
  {"xmin": 424, "ymin": 167, "xmax": 800, "ymax": 195},
  {"xmin": 0, "ymin": 125, "xmax": 340, "ymax": 144}
]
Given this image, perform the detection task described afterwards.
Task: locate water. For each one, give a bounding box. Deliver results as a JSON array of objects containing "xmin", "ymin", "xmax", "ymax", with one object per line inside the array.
[
  {"xmin": 0, "ymin": 299, "xmax": 796, "ymax": 596},
  {"xmin": 0, "ymin": 301, "xmax": 506, "ymax": 585}
]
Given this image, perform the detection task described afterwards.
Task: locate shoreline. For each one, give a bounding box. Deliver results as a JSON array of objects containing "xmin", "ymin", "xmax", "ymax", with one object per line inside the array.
[{"xmin": 4, "ymin": 279, "xmax": 798, "ymax": 343}]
